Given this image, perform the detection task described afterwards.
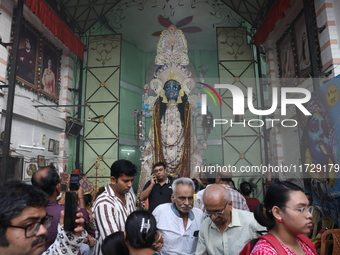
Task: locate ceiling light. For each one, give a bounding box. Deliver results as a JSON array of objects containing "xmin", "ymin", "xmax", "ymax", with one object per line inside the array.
[{"xmin": 19, "ymin": 145, "xmax": 45, "ymax": 150}]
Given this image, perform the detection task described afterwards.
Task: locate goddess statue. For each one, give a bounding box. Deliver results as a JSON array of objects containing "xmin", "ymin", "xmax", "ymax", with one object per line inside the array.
[{"xmin": 138, "ymin": 25, "xmax": 202, "ymax": 191}]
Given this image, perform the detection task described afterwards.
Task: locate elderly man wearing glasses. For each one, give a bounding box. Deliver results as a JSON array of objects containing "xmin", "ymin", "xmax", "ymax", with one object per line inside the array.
[
  {"xmin": 195, "ymin": 184, "xmax": 266, "ymax": 255},
  {"xmin": 0, "ymin": 180, "xmax": 86, "ymax": 255}
]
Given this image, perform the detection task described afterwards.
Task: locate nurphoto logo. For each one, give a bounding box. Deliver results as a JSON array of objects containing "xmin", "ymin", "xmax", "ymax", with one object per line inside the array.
[{"xmin": 201, "ymin": 84, "xmax": 312, "ymax": 128}]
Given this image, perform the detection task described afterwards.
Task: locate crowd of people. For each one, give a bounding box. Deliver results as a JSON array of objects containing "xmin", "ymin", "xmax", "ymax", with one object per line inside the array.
[{"xmin": 0, "ymin": 159, "xmax": 319, "ymax": 255}]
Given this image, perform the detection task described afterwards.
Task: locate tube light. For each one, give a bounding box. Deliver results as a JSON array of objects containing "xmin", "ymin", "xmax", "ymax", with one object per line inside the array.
[{"xmin": 19, "ymin": 145, "xmax": 45, "ymax": 150}]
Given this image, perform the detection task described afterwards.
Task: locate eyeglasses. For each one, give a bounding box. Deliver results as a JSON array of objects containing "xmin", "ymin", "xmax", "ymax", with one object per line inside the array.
[
  {"xmin": 282, "ymin": 206, "xmax": 314, "ymax": 216},
  {"xmin": 204, "ymin": 202, "xmax": 229, "ymax": 217},
  {"xmin": 153, "ymin": 169, "xmax": 164, "ymax": 174},
  {"xmin": 7, "ymin": 215, "xmax": 53, "ymax": 238}
]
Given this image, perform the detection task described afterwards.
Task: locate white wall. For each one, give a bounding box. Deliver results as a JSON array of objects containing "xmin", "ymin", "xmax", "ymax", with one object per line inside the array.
[{"xmin": 0, "ymin": 0, "xmax": 76, "ymax": 175}]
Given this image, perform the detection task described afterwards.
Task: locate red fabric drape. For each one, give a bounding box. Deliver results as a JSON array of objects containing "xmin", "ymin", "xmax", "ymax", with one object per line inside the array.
[
  {"xmin": 253, "ymin": 0, "xmax": 291, "ymax": 47},
  {"xmin": 24, "ymin": 0, "xmax": 86, "ymax": 59}
]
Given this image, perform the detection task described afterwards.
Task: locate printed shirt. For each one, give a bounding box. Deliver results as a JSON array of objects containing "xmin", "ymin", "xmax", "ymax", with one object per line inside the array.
[
  {"xmin": 195, "ymin": 209, "xmax": 266, "ymax": 255},
  {"xmin": 43, "ymin": 224, "xmax": 86, "ymax": 255},
  {"xmin": 250, "ymin": 237, "xmax": 317, "ymax": 255},
  {"xmin": 46, "ymin": 200, "xmax": 89, "ymax": 250},
  {"xmin": 92, "ymin": 184, "xmax": 136, "ymax": 255},
  {"xmin": 195, "ymin": 184, "xmax": 249, "ymax": 211},
  {"xmin": 153, "ymin": 203, "xmax": 204, "ymax": 255}
]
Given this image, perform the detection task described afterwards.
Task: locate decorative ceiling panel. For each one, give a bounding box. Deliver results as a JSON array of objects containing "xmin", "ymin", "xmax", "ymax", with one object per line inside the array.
[
  {"xmin": 54, "ymin": 0, "xmax": 121, "ymax": 34},
  {"xmin": 52, "ymin": 0, "xmax": 274, "ymax": 51}
]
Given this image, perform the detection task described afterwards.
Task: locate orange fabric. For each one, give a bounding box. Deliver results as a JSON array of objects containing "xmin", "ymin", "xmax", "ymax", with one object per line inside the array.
[
  {"xmin": 23, "ymin": 0, "xmax": 86, "ymax": 59},
  {"xmin": 253, "ymin": 0, "xmax": 291, "ymax": 47}
]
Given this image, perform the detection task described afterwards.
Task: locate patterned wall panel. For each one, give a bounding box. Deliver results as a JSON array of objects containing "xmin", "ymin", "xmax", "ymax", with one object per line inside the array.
[
  {"xmin": 217, "ymin": 27, "xmax": 262, "ymax": 177},
  {"xmin": 84, "ymin": 34, "xmax": 121, "ymax": 189}
]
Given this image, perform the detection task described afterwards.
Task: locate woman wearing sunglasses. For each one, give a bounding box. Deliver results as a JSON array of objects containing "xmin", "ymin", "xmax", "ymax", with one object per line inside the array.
[{"xmin": 250, "ymin": 180, "xmax": 317, "ymax": 255}]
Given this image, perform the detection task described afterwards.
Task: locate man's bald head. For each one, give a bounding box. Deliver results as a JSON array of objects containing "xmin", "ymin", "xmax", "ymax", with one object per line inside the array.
[
  {"xmin": 203, "ymin": 184, "xmax": 230, "ymax": 204},
  {"xmin": 31, "ymin": 164, "xmax": 60, "ymax": 197}
]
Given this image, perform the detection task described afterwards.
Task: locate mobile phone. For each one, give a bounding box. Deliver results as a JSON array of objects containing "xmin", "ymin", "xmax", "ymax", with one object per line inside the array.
[
  {"xmin": 64, "ymin": 191, "xmax": 77, "ymax": 231},
  {"xmin": 69, "ymin": 173, "xmax": 80, "ymax": 191}
]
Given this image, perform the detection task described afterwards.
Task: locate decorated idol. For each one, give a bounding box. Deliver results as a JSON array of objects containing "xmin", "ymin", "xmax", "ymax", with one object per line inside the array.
[{"xmin": 139, "ymin": 25, "xmax": 203, "ymax": 191}]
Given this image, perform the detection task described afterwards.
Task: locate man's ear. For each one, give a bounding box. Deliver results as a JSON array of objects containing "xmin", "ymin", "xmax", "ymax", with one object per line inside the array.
[
  {"xmin": 56, "ymin": 182, "xmax": 61, "ymax": 193},
  {"xmin": 227, "ymin": 200, "xmax": 233, "ymax": 209},
  {"xmin": 171, "ymin": 194, "xmax": 175, "ymax": 203},
  {"xmin": 110, "ymin": 176, "xmax": 116, "ymax": 185}
]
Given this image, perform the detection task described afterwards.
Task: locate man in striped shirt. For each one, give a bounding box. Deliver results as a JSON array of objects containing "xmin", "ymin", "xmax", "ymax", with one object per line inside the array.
[{"xmin": 92, "ymin": 159, "xmax": 137, "ymax": 255}]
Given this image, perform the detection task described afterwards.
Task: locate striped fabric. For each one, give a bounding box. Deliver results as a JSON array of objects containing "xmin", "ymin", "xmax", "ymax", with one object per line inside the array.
[{"xmin": 93, "ymin": 184, "xmax": 136, "ymax": 255}]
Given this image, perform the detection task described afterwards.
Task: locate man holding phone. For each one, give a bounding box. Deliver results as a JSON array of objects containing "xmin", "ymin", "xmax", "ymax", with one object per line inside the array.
[
  {"xmin": 139, "ymin": 162, "xmax": 173, "ymax": 212},
  {"xmin": 0, "ymin": 180, "xmax": 86, "ymax": 255},
  {"xmin": 31, "ymin": 164, "xmax": 89, "ymax": 250}
]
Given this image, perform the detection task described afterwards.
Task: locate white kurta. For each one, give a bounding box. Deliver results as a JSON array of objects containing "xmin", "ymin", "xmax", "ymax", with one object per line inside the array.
[{"xmin": 153, "ymin": 203, "xmax": 204, "ymax": 255}]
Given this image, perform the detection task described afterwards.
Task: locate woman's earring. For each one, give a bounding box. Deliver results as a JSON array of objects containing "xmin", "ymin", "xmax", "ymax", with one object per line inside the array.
[{"xmin": 278, "ymin": 218, "xmax": 283, "ymax": 223}]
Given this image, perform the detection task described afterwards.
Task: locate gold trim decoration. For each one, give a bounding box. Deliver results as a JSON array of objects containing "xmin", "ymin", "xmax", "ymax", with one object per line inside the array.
[
  {"xmin": 176, "ymin": 89, "xmax": 184, "ymax": 103},
  {"xmin": 168, "ymin": 70, "xmax": 176, "ymax": 81}
]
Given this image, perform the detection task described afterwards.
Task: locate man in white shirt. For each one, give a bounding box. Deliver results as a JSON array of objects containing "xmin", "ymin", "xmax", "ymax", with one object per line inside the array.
[
  {"xmin": 153, "ymin": 177, "xmax": 204, "ymax": 255},
  {"xmin": 196, "ymin": 184, "xmax": 265, "ymax": 255}
]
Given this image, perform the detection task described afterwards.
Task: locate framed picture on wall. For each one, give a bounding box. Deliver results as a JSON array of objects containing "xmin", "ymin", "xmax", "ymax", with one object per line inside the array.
[
  {"xmin": 16, "ymin": 21, "xmax": 39, "ymax": 88},
  {"xmin": 276, "ymin": 28, "xmax": 297, "ymax": 83},
  {"xmin": 37, "ymin": 155, "xmax": 45, "ymax": 168},
  {"xmin": 54, "ymin": 140, "xmax": 59, "ymax": 155},
  {"xmin": 23, "ymin": 162, "xmax": 38, "ymax": 180},
  {"xmin": 41, "ymin": 41, "xmax": 61, "ymax": 100},
  {"xmin": 292, "ymin": 11, "xmax": 311, "ymax": 77},
  {"xmin": 48, "ymin": 139, "xmax": 55, "ymax": 152}
]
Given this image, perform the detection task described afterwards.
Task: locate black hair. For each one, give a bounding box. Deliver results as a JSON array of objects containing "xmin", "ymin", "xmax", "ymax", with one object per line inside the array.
[
  {"xmin": 304, "ymin": 192, "xmax": 312, "ymax": 196},
  {"xmin": 192, "ymin": 178, "xmax": 199, "ymax": 192},
  {"xmin": 254, "ymin": 180, "xmax": 303, "ymax": 230},
  {"xmin": 240, "ymin": 181, "xmax": 252, "ymax": 196},
  {"xmin": 305, "ymin": 192, "xmax": 313, "ymax": 204},
  {"xmin": 152, "ymin": 162, "xmax": 166, "ymax": 170},
  {"xmin": 0, "ymin": 180, "xmax": 48, "ymax": 247},
  {"xmin": 31, "ymin": 164, "xmax": 60, "ymax": 197},
  {"xmin": 125, "ymin": 210, "xmax": 157, "ymax": 249},
  {"xmin": 110, "ymin": 159, "xmax": 137, "ymax": 179},
  {"xmin": 206, "ymin": 178, "xmax": 215, "ymax": 185},
  {"xmin": 102, "ymin": 231, "xmax": 129, "ymax": 255},
  {"xmin": 95, "ymin": 186, "xmax": 105, "ymax": 199},
  {"xmin": 84, "ymin": 194, "xmax": 93, "ymax": 207}
]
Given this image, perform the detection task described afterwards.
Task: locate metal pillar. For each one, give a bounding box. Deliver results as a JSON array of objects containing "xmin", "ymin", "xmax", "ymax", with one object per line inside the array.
[
  {"xmin": 75, "ymin": 60, "xmax": 84, "ymax": 170},
  {"xmin": 0, "ymin": 0, "xmax": 24, "ymax": 182},
  {"xmin": 256, "ymin": 47, "xmax": 269, "ymax": 166}
]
